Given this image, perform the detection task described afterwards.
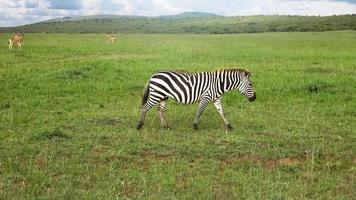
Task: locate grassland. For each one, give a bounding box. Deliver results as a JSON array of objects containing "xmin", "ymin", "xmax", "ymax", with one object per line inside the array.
[{"xmin": 0, "ymin": 31, "xmax": 355, "ymax": 199}]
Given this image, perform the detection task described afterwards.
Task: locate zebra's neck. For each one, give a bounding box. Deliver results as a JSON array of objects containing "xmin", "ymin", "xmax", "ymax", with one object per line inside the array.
[{"xmin": 214, "ymin": 70, "xmax": 240, "ymax": 95}]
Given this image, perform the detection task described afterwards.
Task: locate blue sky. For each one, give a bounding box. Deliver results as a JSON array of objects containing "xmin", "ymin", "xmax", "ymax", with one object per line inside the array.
[{"xmin": 1, "ymin": 0, "xmax": 356, "ymax": 27}]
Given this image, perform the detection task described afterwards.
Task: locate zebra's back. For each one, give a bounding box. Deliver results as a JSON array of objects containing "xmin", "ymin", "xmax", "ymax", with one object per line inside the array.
[{"xmin": 149, "ymin": 71, "xmax": 213, "ymax": 104}]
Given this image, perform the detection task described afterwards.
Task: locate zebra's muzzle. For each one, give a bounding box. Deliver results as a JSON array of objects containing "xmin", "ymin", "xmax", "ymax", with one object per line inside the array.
[{"xmin": 248, "ymin": 93, "xmax": 256, "ymax": 102}]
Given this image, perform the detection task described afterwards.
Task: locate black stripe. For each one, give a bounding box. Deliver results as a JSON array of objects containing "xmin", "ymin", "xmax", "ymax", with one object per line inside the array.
[
  {"xmin": 219, "ymin": 72, "xmax": 224, "ymax": 94},
  {"xmin": 226, "ymin": 72, "xmax": 231, "ymax": 91},
  {"xmin": 196, "ymin": 73, "xmax": 203, "ymax": 99},
  {"xmin": 174, "ymin": 72, "xmax": 193, "ymax": 103},
  {"xmin": 152, "ymin": 89, "xmax": 167, "ymax": 98},
  {"xmin": 162, "ymin": 72, "xmax": 188, "ymax": 103},
  {"xmin": 150, "ymin": 81, "xmax": 170, "ymax": 95},
  {"xmin": 151, "ymin": 74, "xmax": 182, "ymax": 102}
]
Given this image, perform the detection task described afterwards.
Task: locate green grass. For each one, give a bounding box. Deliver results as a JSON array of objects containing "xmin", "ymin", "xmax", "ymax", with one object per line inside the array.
[{"xmin": 0, "ymin": 31, "xmax": 355, "ymax": 199}]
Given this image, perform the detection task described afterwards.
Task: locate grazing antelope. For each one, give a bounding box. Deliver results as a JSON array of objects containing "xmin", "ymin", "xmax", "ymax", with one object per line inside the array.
[
  {"xmin": 8, "ymin": 33, "xmax": 24, "ymax": 50},
  {"xmin": 106, "ymin": 32, "xmax": 116, "ymax": 43},
  {"xmin": 137, "ymin": 68, "xmax": 256, "ymax": 131}
]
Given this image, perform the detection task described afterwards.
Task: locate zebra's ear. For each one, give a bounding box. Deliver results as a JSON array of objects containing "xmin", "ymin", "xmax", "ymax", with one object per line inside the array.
[{"xmin": 244, "ymin": 71, "xmax": 251, "ymax": 78}]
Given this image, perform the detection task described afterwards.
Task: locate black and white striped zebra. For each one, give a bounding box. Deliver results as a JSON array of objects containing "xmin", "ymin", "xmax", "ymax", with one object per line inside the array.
[{"xmin": 136, "ymin": 68, "xmax": 256, "ymax": 130}]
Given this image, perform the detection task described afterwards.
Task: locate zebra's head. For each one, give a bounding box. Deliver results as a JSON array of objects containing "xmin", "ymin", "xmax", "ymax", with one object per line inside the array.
[{"xmin": 237, "ymin": 71, "xmax": 256, "ymax": 102}]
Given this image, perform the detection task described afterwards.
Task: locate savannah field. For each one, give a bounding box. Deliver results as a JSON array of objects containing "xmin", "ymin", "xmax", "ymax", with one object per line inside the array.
[{"xmin": 0, "ymin": 31, "xmax": 355, "ymax": 199}]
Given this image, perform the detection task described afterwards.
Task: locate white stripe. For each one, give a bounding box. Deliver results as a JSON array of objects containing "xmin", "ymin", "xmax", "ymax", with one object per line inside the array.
[
  {"xmin": 150, "ymin": 79, "xmax": 179, "ymax": 101},
  {"xmin": 159, "ymin": 73, "xmax": 185, "ymax": 103},
  {"xmin": 170, "ymin": 73, "xmax": 191, "ymax": 104}
]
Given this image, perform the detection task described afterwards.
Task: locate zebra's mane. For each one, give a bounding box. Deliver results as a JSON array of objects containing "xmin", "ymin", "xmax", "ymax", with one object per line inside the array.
[
  {"xmin": 160, "ymin": 68, "xmax": 250, "ymax": 76},
  {"xmin": 218, "ymin": 68, "xmax": 250, "ymax": 76}
]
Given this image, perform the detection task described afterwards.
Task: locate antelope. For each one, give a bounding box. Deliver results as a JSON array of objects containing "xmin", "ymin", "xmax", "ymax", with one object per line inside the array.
[
  {"xmin": 9, "ymin": 33, "xmax": 24, "ymax": 50},
  {"xmin": 107, "ymin": 32, "xmax": 116, "ymax": 43}
]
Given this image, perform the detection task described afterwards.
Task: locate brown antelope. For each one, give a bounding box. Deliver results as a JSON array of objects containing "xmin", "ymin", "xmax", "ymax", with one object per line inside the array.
[
  {"xmin": 9, "ymin": 33, "xmax": 24, "ymax": 50},
  {"xmin": 106, "ymin": 32, "xmax": 116, "ymax": 43}
]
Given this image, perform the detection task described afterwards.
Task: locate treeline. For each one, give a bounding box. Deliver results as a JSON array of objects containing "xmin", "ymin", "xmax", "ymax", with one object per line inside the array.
[{"xmin": 1, "ymin": 14, "xmax": 356, "ymax": 34}]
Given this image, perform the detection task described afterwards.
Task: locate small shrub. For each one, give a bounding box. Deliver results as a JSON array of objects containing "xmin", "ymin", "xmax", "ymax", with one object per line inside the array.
[
  {"xmin": 58, "ymin": 67, "xmax": 90, "ymax": 79},
  {"xmin": 33, "ymin": 128, "xmax": 69, "ymax": 140},
  {"xmin": 0, "ymin": 101, "xmax": 11, "ymax": 109},
  {"xmin": 91, "ymin": 117, "xmax": 122, "ymax": 126},
  {"xmin": 305, "ymin": 67, "xmax": 332, "ymax": 74},
  {"xmin": 304, "ymin": 81, "xmax": 342, "ymax": 94}
]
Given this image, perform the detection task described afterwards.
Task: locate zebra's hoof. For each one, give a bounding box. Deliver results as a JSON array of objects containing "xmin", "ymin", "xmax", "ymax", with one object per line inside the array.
[
  {"xmin": 193, "ymin": 123, "xmax": 199, "ymax": 130},
  {"xmin": 161, "ymin": 125, "xmax": 170, "ymax": 129},
  {"xmin": 226, "ymin": 124, "xmax": 233, "ymax": 130},
  {"xmin": 136, "ymin": 122, "xmax": 143, "ymax": 130}
]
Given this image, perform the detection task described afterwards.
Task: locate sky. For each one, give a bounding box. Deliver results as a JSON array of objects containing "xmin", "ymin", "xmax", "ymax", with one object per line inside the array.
[{"xmin": 1, "ymin": 0, "xmax": 356, "ymax": 27}]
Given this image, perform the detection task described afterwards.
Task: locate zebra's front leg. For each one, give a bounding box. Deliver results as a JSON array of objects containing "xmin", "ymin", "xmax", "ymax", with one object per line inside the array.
[
  {"xmin": 157, "ymin": 101, "xmax": 168, "ymax": 128},
  {"xmin": 193, "ymin": 99, "xmax": 210, "ymax": 130},
  {"xmin": 136, "ymin": 103, "xmax": 154, "ymax": 130},
  {"xmin": 213, "ymin": 98, "xmax": 232, "ymax": 131}
]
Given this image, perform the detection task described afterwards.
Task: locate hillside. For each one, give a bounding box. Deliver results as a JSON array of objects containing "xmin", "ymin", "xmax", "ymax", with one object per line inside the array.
[{"xmin": 1, "ymin": 12, "xmax": 355, "ymax": 34}]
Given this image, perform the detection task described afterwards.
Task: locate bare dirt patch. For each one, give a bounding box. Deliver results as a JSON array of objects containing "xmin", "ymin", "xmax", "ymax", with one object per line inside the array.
[
  {"xmin": 141, "ymin": 149, "xmax": 176, "ymax": 161},
  {"xmin": 36, "ymin": 155, "xmax": 48, "ymax": 170},
  {"xmin": 219, "ymin": 155, "xmax": 263, "ymax": 168},
  {"xmin": 220, "ymin": 154, "xmax": 301, "ymax": 169},
  {"xmin": 121, "ymin": 181, "xmax": 137, "ymax": 197},
  {"xmin": 265, "ymin": 157, "xmax": 300, "ymax": 169}
]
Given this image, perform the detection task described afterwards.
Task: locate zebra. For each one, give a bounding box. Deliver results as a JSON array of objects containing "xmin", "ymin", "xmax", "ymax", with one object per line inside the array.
[{"xmin": 136, "ymin": 68, "xmax": 256, "ymax": 130}]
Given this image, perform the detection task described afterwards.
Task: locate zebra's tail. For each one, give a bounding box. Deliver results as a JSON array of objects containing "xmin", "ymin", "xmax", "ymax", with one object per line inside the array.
[{"xmin": 141, "ymin": 81, "xmax": 150, "ymax": 106}]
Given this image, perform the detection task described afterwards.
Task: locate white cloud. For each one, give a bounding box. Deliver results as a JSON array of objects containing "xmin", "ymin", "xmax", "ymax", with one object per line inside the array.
[
  {"xmin": 0, "ymin": 0, "xmax": 356, "ymax": 27},
  {"xmin": 225, "ymin": 0, "xmax": 356, "ymax": 16}
]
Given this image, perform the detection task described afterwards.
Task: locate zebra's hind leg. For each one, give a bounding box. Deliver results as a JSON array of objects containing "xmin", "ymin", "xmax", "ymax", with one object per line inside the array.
[
  {"xmin": 213, "ymin": 98, "xmax": 232, "ymax": 132},
  {"xmin": 193, "ymin": 98, "xmax": 210, "ymax": 130},
  {"xmin": 158, "ymin": 101, "xmax": 169, "ymax": 129}
]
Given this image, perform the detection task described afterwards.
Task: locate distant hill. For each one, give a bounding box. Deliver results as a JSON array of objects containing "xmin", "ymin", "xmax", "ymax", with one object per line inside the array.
[
  {"xmin": 159, "ymin": 12, "xmax": 222, "ymax": 19},
  {"xmin": 1, "ymin": 12, "xmax": 355, "ymax": 34},
  {"xmin": 44, "ymin": 15, "xmax": 145, "ymax": 22},
  {"xmin": 42, "ymin": 12, "xmax": 221, "ymax": 23}
]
